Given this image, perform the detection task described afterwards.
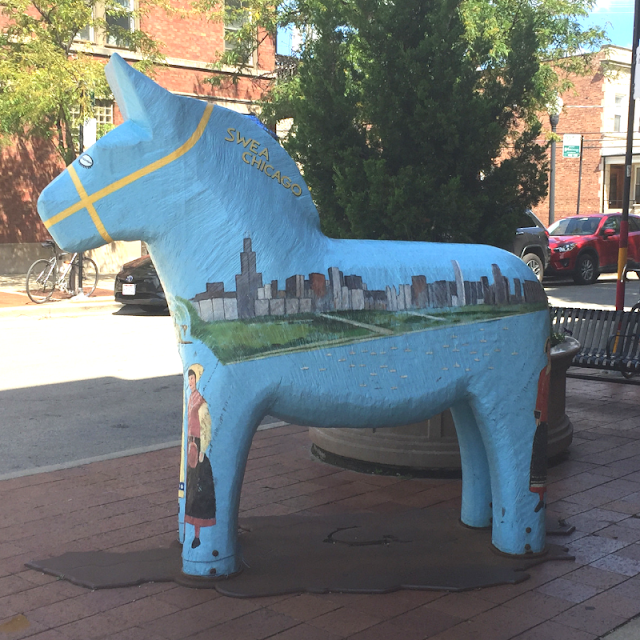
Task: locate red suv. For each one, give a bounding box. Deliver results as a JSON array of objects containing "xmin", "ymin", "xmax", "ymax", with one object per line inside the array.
[{"xmin": 547, "ymin": 213, "xmax": 640, "ymax": 284}]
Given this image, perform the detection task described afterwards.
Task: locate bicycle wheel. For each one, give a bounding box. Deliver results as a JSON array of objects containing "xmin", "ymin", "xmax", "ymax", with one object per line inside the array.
[
  {"xmin": 79, "ymin": 257, "xmax": 99, "ymax": 296},
  {"xmin": 26, "ymin": 259, "xmax": 57, "ymax": 303}
]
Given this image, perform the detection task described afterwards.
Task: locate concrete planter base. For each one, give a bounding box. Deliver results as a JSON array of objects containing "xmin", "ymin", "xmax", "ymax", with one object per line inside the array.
[
  {"xmin": 547, "ymin": 336, "xmax": 580, "ymax": 458},
  {"xmin": 309, "ymin": 337, "xmax": 579, "ymax": 473}
]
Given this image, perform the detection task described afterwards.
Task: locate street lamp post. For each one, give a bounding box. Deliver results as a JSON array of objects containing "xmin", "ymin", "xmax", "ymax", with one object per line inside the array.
[{"xmin": 548, "ymin": 97, "xmax": 563, "ymax": 226}]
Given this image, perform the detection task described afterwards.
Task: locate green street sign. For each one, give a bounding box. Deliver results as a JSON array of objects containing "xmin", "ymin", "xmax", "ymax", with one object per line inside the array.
[{"xmin": 562, "ymin": 134, "xmax": 581, "ymax": 158}]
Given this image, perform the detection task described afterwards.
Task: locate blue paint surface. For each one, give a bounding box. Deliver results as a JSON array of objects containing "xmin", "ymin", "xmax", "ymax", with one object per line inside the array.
[{"xmin": 38, "ymin": 54, "xmax": 552, "ymax": 578}]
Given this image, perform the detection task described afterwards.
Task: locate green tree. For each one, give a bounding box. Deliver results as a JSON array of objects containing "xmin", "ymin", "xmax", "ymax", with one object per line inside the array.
[
  {"xmin": 0, "ymin": 0, "xmax": 165, "ymax": 165},
  {"xmin": 253, "ymin": 0, "xmax": 605, "ymax": 245}
]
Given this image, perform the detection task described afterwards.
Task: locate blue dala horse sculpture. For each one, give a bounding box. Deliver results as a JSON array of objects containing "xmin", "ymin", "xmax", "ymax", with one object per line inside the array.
[{"xmin": 38, "ymin": 53, "xmax": 551, "ymax": 581}]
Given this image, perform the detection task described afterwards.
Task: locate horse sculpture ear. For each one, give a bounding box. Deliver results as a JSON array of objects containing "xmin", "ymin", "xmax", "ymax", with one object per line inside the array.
[{"xmin": 105, "ymin": 53, "xmax": 176, "ymax": 135}]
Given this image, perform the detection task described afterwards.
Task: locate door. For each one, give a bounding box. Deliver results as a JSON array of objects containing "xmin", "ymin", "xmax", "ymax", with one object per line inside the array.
[
  {"xmin": 598, "ymin": 215, "xmax": 621, "ymax": 269},
  {"xmin": 627, "ymin": 216, "xmax": 640, "ymax": 265},
  {"xmin": 609, "ymin": 166, "xmax": 624, "ymax": 209}
]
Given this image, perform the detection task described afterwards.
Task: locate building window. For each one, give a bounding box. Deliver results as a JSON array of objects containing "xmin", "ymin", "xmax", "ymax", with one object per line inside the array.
[
  {"xmin": 69, "ymin": 99, "xmax": 114, "ymax": 152},
  {"xmin": 75, "ymin": 0, "xmax": 135, "ymax": 49},
  {"xmin": 94, "ymin": 99, "xmax": 114, "ymax": 127},
  {"xmin": 224, "ymin": 0, "xmax": 248, "ymax": 52},
  {"xmin": 76, "ymin": 22, "xmax": 94, "ymax": 42},
  {"xmin": 106, "ymin": 0, "xmax": 135, "ymax": 47},
  {"xmin": 614, "ymin": 94, "xmax": 625, "ymax": 133}
]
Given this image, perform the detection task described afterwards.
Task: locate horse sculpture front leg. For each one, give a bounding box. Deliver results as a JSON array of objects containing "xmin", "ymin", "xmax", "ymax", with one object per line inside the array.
[{"xmin": 179, "ymin": 364, "xmax": 275, "ymax": 579}]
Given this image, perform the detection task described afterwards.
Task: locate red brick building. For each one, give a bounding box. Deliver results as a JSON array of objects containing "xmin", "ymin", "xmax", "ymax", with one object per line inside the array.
[
  {"xmin": 0, "ymin": 2, "xmax": 275, "ymax": 273},
  {"xmin": 533, "ymin": 46, "xmax": 637, "ymax": 227}
]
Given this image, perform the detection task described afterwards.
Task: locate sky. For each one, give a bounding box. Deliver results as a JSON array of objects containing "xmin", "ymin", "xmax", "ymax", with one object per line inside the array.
[{"xmin": 582, "ymin": 0, "xmax": 635, "ymax": 48}]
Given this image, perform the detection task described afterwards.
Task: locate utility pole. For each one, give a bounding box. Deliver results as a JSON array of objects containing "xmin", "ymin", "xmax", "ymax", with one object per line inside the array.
[
  {"xmin": 616, "ymin": 0, "xmax": 640, "ymax": 310},
  {"xmin": 576, "ymin": 135, "xmax": 584, "ymax": 216}
]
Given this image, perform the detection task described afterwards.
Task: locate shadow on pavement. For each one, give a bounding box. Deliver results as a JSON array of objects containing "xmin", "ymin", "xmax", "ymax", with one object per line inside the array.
[{"xmin": 112, "ymin": 305, "xmax": 170, "ymax": 317}]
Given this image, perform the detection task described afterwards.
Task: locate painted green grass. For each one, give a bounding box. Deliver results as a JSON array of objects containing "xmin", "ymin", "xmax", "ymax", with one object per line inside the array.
[
  {"xmin": 182, "ymin": 298, "xmax": 547, "ymax": 364},
  {"xmin": 184, "ymin": 303, "xmax": 371, "ymax": 363},
  {"xmin": 344, "ymin": 303, "xmax": 547, "ymax": 332}
]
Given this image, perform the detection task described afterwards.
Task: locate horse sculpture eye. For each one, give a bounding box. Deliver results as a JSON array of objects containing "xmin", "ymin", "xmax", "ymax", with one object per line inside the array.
[{"xmin": 79, "ymin": 154, "xmax": 94, "ymax": 169}]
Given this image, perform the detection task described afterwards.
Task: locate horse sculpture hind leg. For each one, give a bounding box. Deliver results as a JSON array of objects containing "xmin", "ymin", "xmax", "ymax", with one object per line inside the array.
[
  {"xmin": 460, "ymin": 315, "xmax": 548, "ymax": 555},
  {"xmin": 471, "ymin": 388, "xmax": 546, "ymax": 554},
  {"xmin": 450, "ymin": 400, "xmax": 492, "ymax": 529}
]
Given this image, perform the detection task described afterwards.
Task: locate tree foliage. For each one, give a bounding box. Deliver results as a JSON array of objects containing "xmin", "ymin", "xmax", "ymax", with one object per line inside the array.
[
  {"xmin": 0, "ymin": 0, "xmax": 165, "ymax": 165},
  {"xmin": 229, "ymin": 0, "xmax": 607, "ymax": 245}
]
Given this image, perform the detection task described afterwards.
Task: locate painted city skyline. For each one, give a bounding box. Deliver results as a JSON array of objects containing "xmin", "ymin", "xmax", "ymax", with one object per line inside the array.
[{"xmin": 189, "ymin": 238, "xmax": 546, "ymax": 324}]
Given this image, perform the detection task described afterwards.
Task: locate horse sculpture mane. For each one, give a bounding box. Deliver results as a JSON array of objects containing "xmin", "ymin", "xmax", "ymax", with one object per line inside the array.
[{"xmin": 37, "ymin": 53, "xmax": 552, "ymax": 582}]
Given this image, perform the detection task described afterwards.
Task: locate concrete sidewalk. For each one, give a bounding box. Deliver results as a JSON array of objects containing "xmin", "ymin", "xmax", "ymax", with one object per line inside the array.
[
  {"xmin": 0, "ymin": 273, "xmax": 121, "ymax": 317},
  {"xmin": 2, "ymin": 376, "xmax": 640, "ymax": 639}
]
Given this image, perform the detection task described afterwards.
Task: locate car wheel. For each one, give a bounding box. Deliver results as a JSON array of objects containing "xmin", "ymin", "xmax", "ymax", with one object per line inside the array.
[
  {"xmin": 522, "ymin": 253, "xmax": 544, "ymax": 281},
  {"xmin": 573, "ymin": 253, "xmax": 599, "ymax": 285}
]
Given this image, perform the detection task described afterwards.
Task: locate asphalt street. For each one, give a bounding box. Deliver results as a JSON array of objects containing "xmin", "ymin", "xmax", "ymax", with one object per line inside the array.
[
  {"xmin": 0, "ymin": 273, "xmax": 634, "ymax": 479},
  {"xmin": 545, "ymin": 272, "xmax": 640, "ymax": 309}
]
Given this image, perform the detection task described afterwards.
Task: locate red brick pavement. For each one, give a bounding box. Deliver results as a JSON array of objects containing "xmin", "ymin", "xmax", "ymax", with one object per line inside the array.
[{"xmin": 2, "ymin": 375, "xmax": 640, "ymax": 639}]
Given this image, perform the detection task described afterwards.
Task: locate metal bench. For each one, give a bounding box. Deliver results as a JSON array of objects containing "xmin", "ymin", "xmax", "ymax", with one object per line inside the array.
[{"xmin": 550, "ymin": 306, "xmax": 640, "ymax": 383}]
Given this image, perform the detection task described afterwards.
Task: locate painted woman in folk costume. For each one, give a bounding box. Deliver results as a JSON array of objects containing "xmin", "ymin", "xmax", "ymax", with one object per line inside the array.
[{"xmin": 185, "ymin": 364, "xmax": 216, "ymax": 548}]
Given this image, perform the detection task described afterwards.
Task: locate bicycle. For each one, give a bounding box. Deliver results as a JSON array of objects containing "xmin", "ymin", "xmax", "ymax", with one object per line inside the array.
[{"xmin": 26, "ymin": 240, "xmax": 99, "ymax": 303}]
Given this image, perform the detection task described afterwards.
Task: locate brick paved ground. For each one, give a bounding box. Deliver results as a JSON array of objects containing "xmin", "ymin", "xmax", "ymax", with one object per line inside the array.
[{"xmin": 2, "ymin": 375, "xmax": 640, "ymax": 639}]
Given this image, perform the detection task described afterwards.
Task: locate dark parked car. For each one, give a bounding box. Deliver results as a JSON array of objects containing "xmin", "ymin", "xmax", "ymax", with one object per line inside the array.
[
  {"xmin": 511, "ymin": 210, "xmax": 550, "ymax": 281},
  {"xmin": 114, "ymin": 255, "xmax": 167, "ymax": 308},
  {"xmin": 547, "ymin": 213, "xmax": 640, "ymax": 285}
]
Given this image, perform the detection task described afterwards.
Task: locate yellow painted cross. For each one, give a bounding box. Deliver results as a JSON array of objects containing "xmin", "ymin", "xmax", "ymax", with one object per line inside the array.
[{"xmin": 44, "ymin": 103, "xmax": 214, "ymax": 241}]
